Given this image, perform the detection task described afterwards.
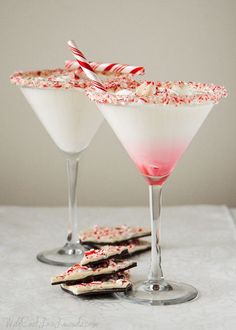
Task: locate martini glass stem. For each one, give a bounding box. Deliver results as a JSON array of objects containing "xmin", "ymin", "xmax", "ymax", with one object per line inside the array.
[
  {"xmin": 67, "ymin": 156, "xmax": 79, "ymax": 245},
  {"xmin": 148, "ymin": 185, "xmax": 164, "ymax": 282}
]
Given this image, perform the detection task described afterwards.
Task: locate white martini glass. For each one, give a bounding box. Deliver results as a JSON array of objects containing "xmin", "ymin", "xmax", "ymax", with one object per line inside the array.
[
  {"xmin": 10, "ymin": 69, "xmax": 135, "ymax": 266},
  {"xmin": 87, "ymin": 80, "xmax": 227, "ymax": 305}
]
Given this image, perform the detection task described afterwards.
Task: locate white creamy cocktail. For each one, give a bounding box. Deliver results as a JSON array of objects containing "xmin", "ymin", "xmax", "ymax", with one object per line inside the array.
[
  {"xmin": 10, "ymin": 68, "xmax": 138, "ymax": 266},
  {"xmin": 21, "ymin": 87, "xmax": 102, "ymax": 154},
  {"xmin": 99, "ymin": 100, "xmax": 212, "ymax": 186},
  {"xmin": 87, "ymin": 80, "xmax": 227, "ymax": 305}
]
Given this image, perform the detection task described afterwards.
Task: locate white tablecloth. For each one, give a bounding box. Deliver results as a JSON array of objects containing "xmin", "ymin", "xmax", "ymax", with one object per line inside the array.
[{"xmin": 0, "ymin": 205, "xmax": 236, "ymax": 330}]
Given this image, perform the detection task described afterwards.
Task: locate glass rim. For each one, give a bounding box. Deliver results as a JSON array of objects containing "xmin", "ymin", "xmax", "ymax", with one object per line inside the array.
[
  {"xmin": 86, "ymin": 80, "xmax": 227, "ymax": 107},
  {"xmin": 9, "ymin": 68, "xmax": 134, "ymax": 91}
]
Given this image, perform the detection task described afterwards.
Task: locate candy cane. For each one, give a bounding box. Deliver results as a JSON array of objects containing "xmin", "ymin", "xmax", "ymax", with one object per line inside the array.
[
  {"xmin": 67, "ymin": 40, "xmax": 106, "ymax": 92},
  {"xmin": 65, "ymin": 60, "xmax": 144, "ymax": 75}
]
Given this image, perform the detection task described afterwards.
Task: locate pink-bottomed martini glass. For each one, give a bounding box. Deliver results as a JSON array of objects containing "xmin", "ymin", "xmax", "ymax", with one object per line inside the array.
[
  {"xmin": 87, "ymin": 79, "xmax": 227, "ymax": 305},
  {"xmin": 10, "ymin": 62, "xmax": 144, "ymax": 266}
]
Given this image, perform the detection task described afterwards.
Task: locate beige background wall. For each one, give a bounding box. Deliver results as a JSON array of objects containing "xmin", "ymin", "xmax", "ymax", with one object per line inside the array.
[{"xmin": 0, "ymin": 0, "xmax": 235, "ymax": 206}]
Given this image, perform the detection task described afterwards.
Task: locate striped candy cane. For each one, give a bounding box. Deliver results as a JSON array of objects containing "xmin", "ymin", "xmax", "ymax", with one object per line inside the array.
[
  {"xmin": 67, "ymin": 40, "xmax": 106, "ymax": 92},
  {"xmin": 65, "ymin": 60, "xmax": 145, "ymax": 76}
]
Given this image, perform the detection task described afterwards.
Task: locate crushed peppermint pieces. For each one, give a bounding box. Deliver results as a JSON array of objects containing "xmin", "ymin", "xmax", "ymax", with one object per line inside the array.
[
  {"xmin": 81, "ymin": 245, "xmax": 128, "ymax": 266},
  {"xmin": 10, "ymin": 69, "xmax": 138, "ymax": 90},
  {"xmin": 87, "ymin": 80, "xmax": 227, "ymax": 106}
]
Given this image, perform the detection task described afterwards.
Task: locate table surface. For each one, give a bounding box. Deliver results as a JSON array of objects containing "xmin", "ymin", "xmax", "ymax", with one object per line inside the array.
[{"xmin": 1, "ymin": 205, "xmax": 236, "ymax": 330}]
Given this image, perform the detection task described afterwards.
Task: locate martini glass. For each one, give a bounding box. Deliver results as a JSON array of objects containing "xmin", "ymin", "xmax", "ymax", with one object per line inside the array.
[
  {"xmin": 87, "ymin": 80, "xmax": 227, "ymax": 305},
  {"xmin": 10, "ymin": 69, "xmax": 133, "ymax": 266}
]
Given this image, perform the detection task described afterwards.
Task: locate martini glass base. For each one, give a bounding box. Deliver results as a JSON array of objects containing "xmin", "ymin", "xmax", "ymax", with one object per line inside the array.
[
  {"xmin": 36, "ymin": 242, "xmax": 86, "ymax": 266},
  {"xmin": 116, "ymin": 280, "xmax": 198, "ymax": 306}
]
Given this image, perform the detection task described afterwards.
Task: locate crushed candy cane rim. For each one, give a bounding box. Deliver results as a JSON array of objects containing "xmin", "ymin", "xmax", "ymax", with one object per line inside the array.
[
  {"xmin": 87, "ymin": 80, "xmax": 227, "ymax": 106},
  {"xmin": 9, "ymin": 68, "xmax": 137, "ymax": 90}
]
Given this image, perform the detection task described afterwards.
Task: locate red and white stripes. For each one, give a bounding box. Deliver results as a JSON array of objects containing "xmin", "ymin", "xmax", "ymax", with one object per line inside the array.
[
  {"xmin": 65, "ymin": 60, "xmax": 145, "ymax": 76},
  {"xmin": 67, "ymin": 40, "xmax": 106, "ymax": 92}
]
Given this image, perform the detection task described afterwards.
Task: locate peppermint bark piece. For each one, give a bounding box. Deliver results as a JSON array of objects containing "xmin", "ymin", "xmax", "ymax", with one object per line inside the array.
[
  {"xmin": 80, "ymin": 245, "xmax": 129, "ymax": 267},
  {"xmin": 79, "ymin": 225, "xmax": 151, "ymax": 245},
  {"xmin": 61, "ymin": 273, "xmax": 132, "ymax": 296},
  {"xmin": 89, "ymin": 239, "xmax": 151, "ymax": 257},
  {"xmin": 51, "ymin": 259, "xmax": 137, "ymax": 286},
  {"xmin": 119, "ymin": 239, "xmax": 151, "ymax": 256}
]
